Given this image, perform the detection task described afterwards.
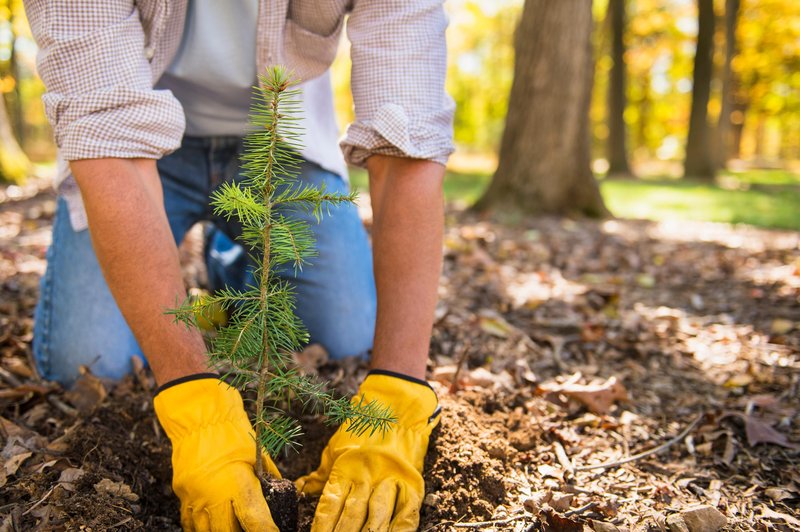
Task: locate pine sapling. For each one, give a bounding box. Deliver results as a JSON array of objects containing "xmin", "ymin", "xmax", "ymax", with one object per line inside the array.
[{"xmin": 169, "ymin": 66, "xmax": 395, "ymax": 479}]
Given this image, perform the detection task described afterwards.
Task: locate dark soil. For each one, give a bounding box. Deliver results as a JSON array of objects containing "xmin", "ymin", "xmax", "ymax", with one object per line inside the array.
[
  {"xmin": 1, "ymin": 177, "xmax": 798, "ymax": 531},
  {"xmin": 263, "ymin": 477, "xmax": 298, "ymax": 532}
]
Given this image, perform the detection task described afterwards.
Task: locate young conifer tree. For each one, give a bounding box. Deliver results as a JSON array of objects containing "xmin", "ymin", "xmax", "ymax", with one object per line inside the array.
[{"xmin": 169, "ymin": 66, "xmax": 395, "ymax": 478}]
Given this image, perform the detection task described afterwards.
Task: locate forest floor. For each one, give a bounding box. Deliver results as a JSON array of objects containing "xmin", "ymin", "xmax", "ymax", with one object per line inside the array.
[{"xmin": 0, "ymin": 176, "xmax": 798, "ymax": 531}]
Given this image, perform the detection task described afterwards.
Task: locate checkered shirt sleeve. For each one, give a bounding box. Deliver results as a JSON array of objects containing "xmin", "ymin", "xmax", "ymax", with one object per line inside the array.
[
  {"xmin": 23, "ymin": 1, "xmax": 184, "ymax": 162},
  {"xmin": 341, "ymin": 0, "xmax": 455, "ymax": 167}
]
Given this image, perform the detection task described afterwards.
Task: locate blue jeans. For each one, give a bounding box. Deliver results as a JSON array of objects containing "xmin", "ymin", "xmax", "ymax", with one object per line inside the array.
[{"xmin": 33, "ymin": 136, "xmax": 376, "ymax": 386}]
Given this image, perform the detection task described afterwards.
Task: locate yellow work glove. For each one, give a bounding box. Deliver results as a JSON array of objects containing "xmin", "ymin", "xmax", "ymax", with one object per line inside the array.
[
  {"xmin": 297, "ymin": 370, "xmax": 441, "ymax": 531},
  {"xmin": 153, "ymin": 374, "xmax": 281, "ymax": 532}
]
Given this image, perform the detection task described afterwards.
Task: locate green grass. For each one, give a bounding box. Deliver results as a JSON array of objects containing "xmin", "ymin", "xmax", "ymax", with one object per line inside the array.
[
  {"xmin": 348, "ymin": 167, "xmax": 800, "ymax": 231},
  {"xmin": 349, "ymin": 168, "xmax": 491, "ymax": 205}
]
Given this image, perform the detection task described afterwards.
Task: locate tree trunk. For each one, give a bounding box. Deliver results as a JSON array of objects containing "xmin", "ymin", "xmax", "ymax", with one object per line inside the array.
[
  {"xmin": 474, "ymin": 0, "xmax": 608, "ymax": 218},
  {"xmin": 730, "ymin": 98, "xmax": 747, "ymax": 159},
  {"xmin": 714, "ymin": 0, "xmax": 740, "ymax": 169},
  {"xmin": 0, "ymin": 94, "xmax": 29, "ymax": 184},
  {"xmin": 607, "ymin": 0, "xmax": 634, "ymax": 177},
  {"xmin": 636, "ymin": 70, "xmax": 651, "ymax": 157},
  {"xmin": 683, "ymin": 0, "xmax": 716, "ymax": 180}
]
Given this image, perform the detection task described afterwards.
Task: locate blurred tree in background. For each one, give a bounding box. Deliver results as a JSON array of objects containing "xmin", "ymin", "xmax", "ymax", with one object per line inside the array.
[
  {"xmin": 715, "ymin": 0, "xmax": 740, "ymax": 168},
  {"xmin": 606, "ymin": 0, "xmax": 635, "ymax": 178},
  {"xmin": 684, "ymin": 0, "xmax": 716, "ymax": 179},
  {"xmin": 474, "ymin": 0, "xmax": 608, "ymax": 217}
]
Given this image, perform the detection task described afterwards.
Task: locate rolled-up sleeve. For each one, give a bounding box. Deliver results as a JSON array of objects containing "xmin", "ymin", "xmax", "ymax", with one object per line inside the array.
[
  {"xmin": 342, "ymin": 0, "xmax": 455, "ymax": 167},
  {"xmin": 25, "ymin": 1, "xmax": 184, "ymax": 162}
]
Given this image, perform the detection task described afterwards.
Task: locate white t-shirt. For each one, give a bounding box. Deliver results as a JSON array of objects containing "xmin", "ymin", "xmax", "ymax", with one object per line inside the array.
[{"xmin": 155, "ymin": 0, "xmax": 348, "ymax": 179}]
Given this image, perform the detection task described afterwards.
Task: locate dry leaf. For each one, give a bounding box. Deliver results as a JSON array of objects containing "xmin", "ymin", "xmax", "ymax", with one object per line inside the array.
[
  {"xmin": 431, "ymin": 364, "xmax": 457, "ymax": 384},
  {"xmin": 549, "ymin": 492, "xmax": 574, "ymax": 512},
  {"xmin": 635, "ymin": 273, "xmax": 655, "ymax": 288},
  {"xmin": 2, "ymin": 451, "xmax": 31, "ymax": 477},
  {"xmin": 466, "ymin": 367, "xmax": 497, "ymax": 387},
  {"xmin": 0, "ymin": 416, "xmax": 38, "ymax": 441},
  {"xmin": 478, "ymin": 312, "xmax": 515, "ymax": 338},
  {"xmin": 64, "ymin": 367, "xmax": 107, "ymax": 415},
  {"xmin": 764, "ymin": 487, "xmax": 795, "ymax": 502},
  {"xmin": 93, "ymin": 478, "xmax": 139, "ymax": 502},
  {"xmin": 523, "ymin": 490, "xmax": 552, "ymax": 513},
  {"xmin": 723, "ymin": 411, "xmax": 798, "ymax": 448},
  {"xmin": 539, "ymin": 376, "xmax": 628, "ymax": 415},
  {"xmin": 293, "ymin": 343, "xmax": 328, "ymax": 376},
  {"xmin": 759, "ymin": 506, "xmax": 800, "ymax": 527},
  {"xmin": 769, "ymin": 318, "xmax": 794, "ymax": 335},
  {"xmin": 541, "ymin": 507, "xmax": 583, "ymax": 532},
  {"xmin": 537, "ymin": 464, "xmax": 563, "ymax": 480},
  {"xmin": 723, "ymin": 374, "xmax": 753, "ymax": 388},
  {"xmin": 2, "ymin": 437, "xmax": 33, "ymax": 477},
  {"xmin": 58, "ymin": 467, "xmax": 85, "ymax": 492}
]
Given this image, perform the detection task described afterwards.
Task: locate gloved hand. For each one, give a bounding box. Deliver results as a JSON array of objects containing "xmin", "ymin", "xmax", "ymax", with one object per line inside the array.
[
  {"xmin": 297, "ymin": 370, "xmax": 441, "ymax": 531},
  {"xmin": 153, "ymin": 374, "xmax": 281, "ymax": 532}
]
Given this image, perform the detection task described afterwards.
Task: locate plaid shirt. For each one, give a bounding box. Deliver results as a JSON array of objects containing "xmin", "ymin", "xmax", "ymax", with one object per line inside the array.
[{"xmin": 23, "ymin": 0, "xmax": 455, "ymax": 230}]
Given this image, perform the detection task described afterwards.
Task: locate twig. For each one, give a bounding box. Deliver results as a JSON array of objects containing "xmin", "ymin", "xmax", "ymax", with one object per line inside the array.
[
  {"xmin": 564, "ymin": 501, "xmax": 597, "ymax": 517},
  {"xmin": 108, "ymin": 516, "xmax": 133, "ymax": 528},
  {"xmin": 451, "ymin": 514, "xmax": 526, "ymax": 529},
  {"xmin": 22, "ymin": 486, "xmax": 55, "ymax": 516},
  {"xmin": 47, "ymin": 395, "xmax": 79, "ymax": 418},
  {"xmin": 448, "ymin": 345, "xmax": 471, "ymax": 394},
  {"xmin": 553, "ymin": 441, "xmax": 575, "ymax": 475},
  {"xmin": 575, "ymin": 413, "xmax": 703, "ymax": 472},
  {"xmin": 0, "ymin": 366, "xmax": 23, "ymax": 387}
]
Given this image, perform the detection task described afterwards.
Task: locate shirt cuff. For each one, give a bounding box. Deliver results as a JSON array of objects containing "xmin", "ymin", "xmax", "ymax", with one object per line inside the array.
[
  {"xmin": 341, "ymin": 100, "xmax": 454, "ymax": 168},
  {"xmin": 45, "ymin": 88, "xmax": 185, "ymax": 162}
]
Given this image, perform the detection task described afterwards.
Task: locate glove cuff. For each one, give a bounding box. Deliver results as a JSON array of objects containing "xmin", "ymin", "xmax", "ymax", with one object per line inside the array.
[
  {"xmin": 153, "ymin": 376, "xmax": 250, "ymax": 441},
  {"xmin": 358, "ymin": 371, "xmax": 440, "ymax": 429},
  {"xmin": 366, "ymin": 369, "xmax": 434, "ymax": 391},
  {"xmin": 154, "ymin": 372, "xmax": 220, "ymax": 396}
]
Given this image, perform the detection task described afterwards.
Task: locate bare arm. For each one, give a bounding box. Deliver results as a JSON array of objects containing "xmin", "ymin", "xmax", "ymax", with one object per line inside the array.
[
  {"xmin": 70, "ymin": 158, "xmax": 208, "ymax": 385},
  {"xmin": 367, "ymin": 155, "xmax": 445, "ymax": 380}
]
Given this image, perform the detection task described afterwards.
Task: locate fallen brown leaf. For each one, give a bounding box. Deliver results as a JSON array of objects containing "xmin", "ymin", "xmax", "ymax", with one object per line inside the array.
[
  {"xmin": 64, "ymin": 367, "xmax": 107, "ymax": 415},
  {"xmin": 539, "ymin": 375, "xmax": 628, "ymax": 415},
  {"xmin": 722, "ymin": 411, "xmax": 798, "ymax": 448},
  {"xmin": 93, "ymin": 478, "xmax": 139, "ymax": 502},
  {"xmin": 541, "ymin": 507, "xmax": 583, "ymax": 532},
  {"xmin": 758, "ymin": 506, "xmax": 800, "ymax": 527}
]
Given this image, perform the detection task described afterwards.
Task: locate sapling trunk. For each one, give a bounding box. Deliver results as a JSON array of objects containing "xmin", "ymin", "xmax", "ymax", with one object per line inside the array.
[
  {"xmin": 254, "ymin": 77, "xmax": 279, "ymax": 478},
  {"xmin": 168, "ymin": 66, "xmax": 396, "ymax": 483}
]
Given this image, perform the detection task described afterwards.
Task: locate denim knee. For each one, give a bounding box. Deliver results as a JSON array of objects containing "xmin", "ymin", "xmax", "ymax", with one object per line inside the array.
[{"xmin": 32, "ymin": 198, "xmax": 144, "ymax": 386}]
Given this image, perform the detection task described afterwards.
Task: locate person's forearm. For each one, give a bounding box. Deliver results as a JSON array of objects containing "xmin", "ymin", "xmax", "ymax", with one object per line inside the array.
[
  {"xmin": 70, "ymin": 158, "xmax": 209, "ymax": 385},
  {"xmin": 367, "ymin": 156, "xmax": 445, "ymax": 380}
]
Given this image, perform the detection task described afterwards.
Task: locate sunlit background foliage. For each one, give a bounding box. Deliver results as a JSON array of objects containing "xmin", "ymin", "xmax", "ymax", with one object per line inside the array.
[{"xmin": 332, "ymin": 0, "xmax": 800, "ymax": 170}]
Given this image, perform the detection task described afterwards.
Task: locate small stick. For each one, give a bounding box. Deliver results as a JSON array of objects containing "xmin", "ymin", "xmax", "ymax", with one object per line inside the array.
[
  {"xmin": 0, "ymin": 366, "xmax": 23, "ymax": 387},
  {"xmin": 22, "ymin": 486, "xmax": 55, "ymax": 515},
  {"xmin": 47, "ymin": 395, "xmax": 79, "ymax": 418},
  {"xmin": 448, "ymin": 345, "xmax": 471, "ymax": 394},
  {"xmin": 575, "ymin": 413, "xmax": 703, "ymax": 472},
  {"xmin": 564, "ymin": 501, "xmax": 597, "ymax": 517},
  {"xmin": 451, "ymin": 515, "xmax": 525, "ymax": 529},
  {"xmin": 554, "ymin": 441, "xmax": 575, "ymax": 475},
  {"xmin": 108, "ymin": 517, "xmax": 133, "ymax": 528}
]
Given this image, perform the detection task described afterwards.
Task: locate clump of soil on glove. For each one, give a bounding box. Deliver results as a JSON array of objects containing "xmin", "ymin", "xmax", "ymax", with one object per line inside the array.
[{"xmin": 262, "ymin": 477, "xmax": 297, "ymax": 532}]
